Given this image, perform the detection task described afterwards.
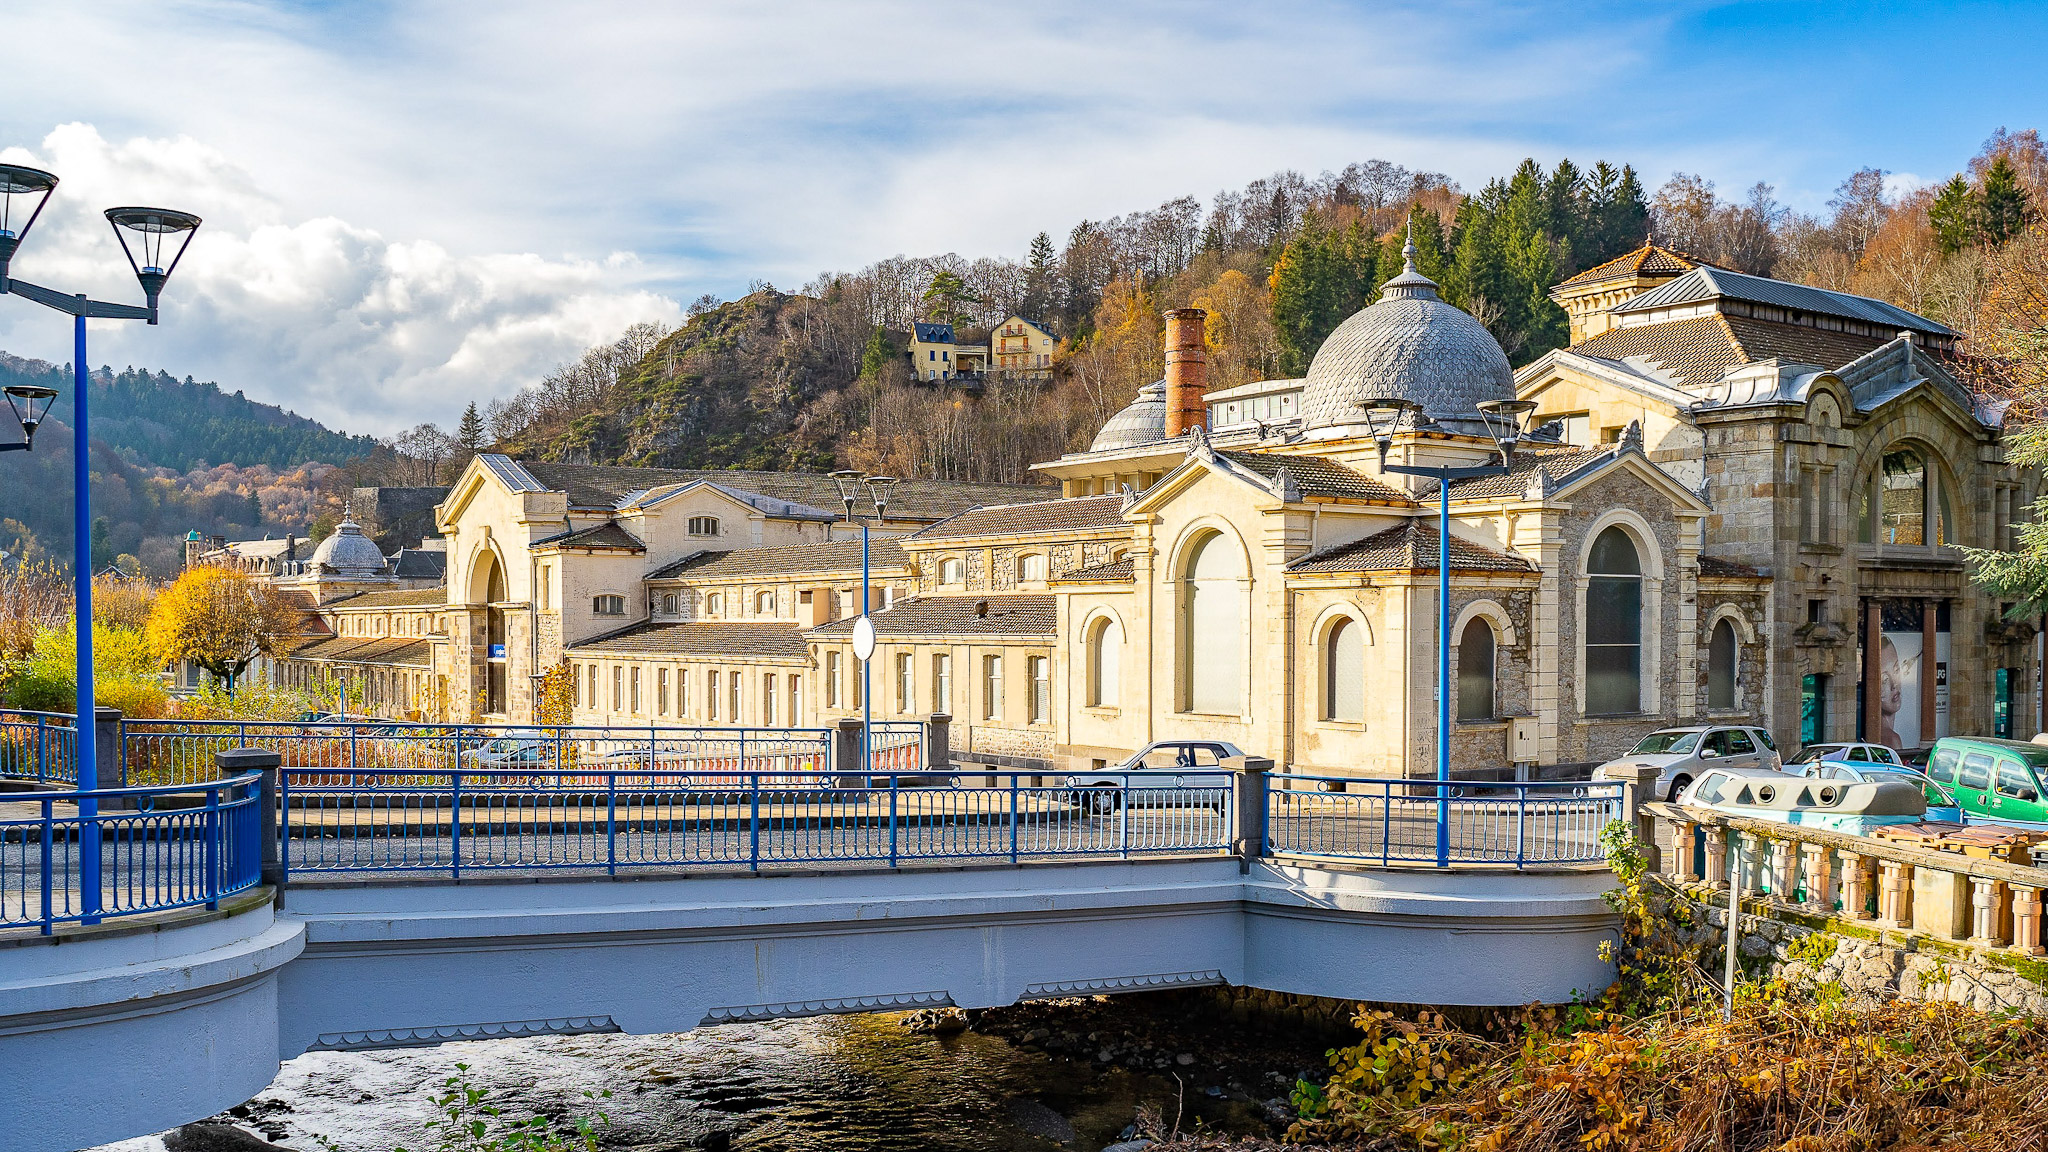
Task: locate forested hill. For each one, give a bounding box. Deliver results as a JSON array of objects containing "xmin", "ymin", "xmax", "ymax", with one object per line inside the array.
[{"xmin": 0, "ymin": 353, "xmax": 375, "ymax": 471}]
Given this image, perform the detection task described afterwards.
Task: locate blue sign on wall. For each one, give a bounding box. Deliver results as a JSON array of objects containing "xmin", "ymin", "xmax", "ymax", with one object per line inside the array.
[{"xmin": 489, "ymin": 644, "xmax": 506, "ymax": 659}]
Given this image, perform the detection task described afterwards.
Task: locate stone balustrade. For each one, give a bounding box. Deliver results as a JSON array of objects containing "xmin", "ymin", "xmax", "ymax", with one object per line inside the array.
[{"xmin": 1644, "ymin": 801, "xmax": 2048, "ymax": 957}]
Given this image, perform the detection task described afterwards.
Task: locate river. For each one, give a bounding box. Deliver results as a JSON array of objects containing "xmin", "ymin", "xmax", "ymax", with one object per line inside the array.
[{"xmin": 89, "ymin": 1010, "xmax": 1296, "ymax": 1152}]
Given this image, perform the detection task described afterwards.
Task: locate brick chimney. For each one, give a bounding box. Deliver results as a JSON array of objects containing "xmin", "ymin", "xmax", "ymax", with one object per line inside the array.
[{"xmin": 1163, "ymin": 307, "xmax": 1209, "ymax": 437}]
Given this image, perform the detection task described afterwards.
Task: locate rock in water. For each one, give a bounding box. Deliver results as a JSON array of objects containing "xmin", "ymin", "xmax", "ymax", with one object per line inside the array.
[
  {"xmin": 1002, "ymin": 1098, "xmax": 1077, "ymax": 1145},
  {"xmin": 1101, "ymin": 1141, "xmax": 1155, "ymax": 1152},
  {"xmin": 163, "ymin": 1124, "xmax": 293, "ymax": 1152}
]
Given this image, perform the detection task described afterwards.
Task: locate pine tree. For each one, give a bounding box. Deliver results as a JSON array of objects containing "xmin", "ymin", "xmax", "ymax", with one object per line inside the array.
[
  {"xmin": 1928, "ymin": 174, "xmax": 1978, "ymax": 255},
  {"xmin": 1981, "ymin": 155, "xmax": 2033, "ymax": 246},
  {"xmin": 1268, "ymin": 216, "xmax": 1330, "ymax": 376},
  {"xmin": 1021, "ymin": 231, "xmax": 1058, "ymax": 324},
  {"xmin": 859, "ymin": 325, "xmax": 894, "ymax": 380},
  {"xmin": 456, "ymin": 402, "xmax": 486, "ymax": 453},
  {"xmin": 90, "ymin": 517, "xmax": 111, "ymax": 572},
  {"xmin": 920, "ymin": 271, "xmax": 976, "ymax": 328}
]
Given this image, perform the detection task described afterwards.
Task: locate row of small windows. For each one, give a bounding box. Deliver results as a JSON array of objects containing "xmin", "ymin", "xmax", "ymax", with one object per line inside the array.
[
  {"xmin": 933, "ymin": 553, "xmax": 1057, "ymax": 585},
  {"xmin": 575, "ymin": 661, "xmax": 802, "ymax": 724}
]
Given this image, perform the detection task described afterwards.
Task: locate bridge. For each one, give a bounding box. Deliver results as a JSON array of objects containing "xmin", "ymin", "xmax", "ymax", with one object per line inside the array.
[{"xmin": 0, "ymin": 711, "xmax": 1628, "ymax": 1152}]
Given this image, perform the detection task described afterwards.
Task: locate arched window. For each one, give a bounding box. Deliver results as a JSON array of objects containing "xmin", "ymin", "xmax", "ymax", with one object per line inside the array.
[
  {"xmin": 1457, "ymin": 618, "xmax": 1496, "ymax": 721},
  {"xmin": 1585, "ymin": 526, "xmax": 1642, "ymax": 715},
  {"xmin": 662, "ymin": 593, "xmax": 679, "ymax": 614},
  {"xmin": 1859, "ymin": 447, "xmax": 1953, "ymax": 546},
  {"xmin": 1708, "ymin": 618, "xmax": 1738, "ymax": 709},
  {"xmin": 1086, "ymin": 616, "xmax": 1121, "ymax": 707},
  {"xmin": 1018, "ymin": 553, "xmax": 1047, "ymax": 582},
  {"xmin": 592, "ymin": 594, "xmax": 626, "ymax": 616},
  {"xmin": 756, "ymin": 590, "xmax": 776, "ymax": 615},
  {"xmin": 1325, "ymin": 618, "xmax": 1363, "ymax": 721},
  {"xmin": 705, "ymin": 593, "xmax": 722, "ymax": 615},
  {"xmin": 1182, "ymin": 532, "xmax": 1243, "ymax": 714},
  {"xmin": 939, "ymin": 557, "xmax": 964, "ymax": 584}
]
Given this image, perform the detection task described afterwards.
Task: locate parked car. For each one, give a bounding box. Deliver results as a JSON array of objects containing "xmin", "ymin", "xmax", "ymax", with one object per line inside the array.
[
  {"xmin": 1064, "ymin": 740, "xmax": 1244, "ymax": 813},
  {"xmin": 462, "ymin": 738, "xmax": 546, "ymax": 767},
  {"xmin": 1591, "ymin": 725, "xmax": 1785, "ymax": 803},
  {"xmin": 1922, "ymin": 736, "xmax": 2048, "ymax": 827},
  {"xmin": 1784, "ymin": 742, "xmax": 1905, "ymax": 769},
  {"xmin": 1788, "ymin": 759, "xmax": 1966, "ymax": 822}
]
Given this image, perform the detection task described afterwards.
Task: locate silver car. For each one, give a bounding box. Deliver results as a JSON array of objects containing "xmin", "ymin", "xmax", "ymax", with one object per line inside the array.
[
  {"xmin": 1592, "ymin": 725, "xmax": 1785, "ymax": 803},
  {"xmin": 1064, "ymin": 740, "xmax": 1243, "ymax": 813}
]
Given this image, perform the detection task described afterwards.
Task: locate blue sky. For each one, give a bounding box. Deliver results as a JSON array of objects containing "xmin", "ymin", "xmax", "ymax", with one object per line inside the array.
[{"xmin": 0, "ymin": 0, "xmax": 2038, "ymax": 435}]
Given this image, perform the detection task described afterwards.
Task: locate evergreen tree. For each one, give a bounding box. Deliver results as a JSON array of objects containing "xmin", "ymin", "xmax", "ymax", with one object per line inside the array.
[
  {"xmin": 1020, "ymin": 231, "xmax": 1059, "ymax": 324},
  {"xmin": 859, "ymin": 325, "xmax": 895, "ymax": 380},
  {"xmin": 456, "ymin": 402, "xmax": 486, "ymax": 453},
  {"xmin": 90, "ymin": 517, "xmax": 111, "ymax": 573},
  {"xmin": 1981, "ymin": 155, "xmax": 2034, "ymax": 246},
  {"xmin": 1929, "ymin": 174, "xmax": 1978, "ymax": 254},
  {"xmin": 1269, "ymin": 216, "xmax": 1332, "ymax": 376},
  {"xmin": 920, "ymin": 271, "xmax": 977, "ymax": 327},
  {"xmin": 1582, "ymin": 162, "xmax": 1651, "ymax": 266}
]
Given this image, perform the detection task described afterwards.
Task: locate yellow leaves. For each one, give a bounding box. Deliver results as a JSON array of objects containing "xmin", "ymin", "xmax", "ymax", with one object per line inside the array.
[{"xmin": 145, "ymin": 565, "xmax": 303, "ymax": 682}]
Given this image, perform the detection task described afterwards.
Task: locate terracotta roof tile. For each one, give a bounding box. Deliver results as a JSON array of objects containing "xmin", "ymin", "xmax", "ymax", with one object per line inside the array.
[
  {"xmin": 1056, "ymin": 557, "xmax": 1135, "ymax": 583},
  {"xmin": 288, "ymin": 636, "xmax": 435, "ymax": 665},
  {"xmin": 1446, "ymin": 446, "xmax": 1619, "ymax": 499},
  {"xmin": 327, "ymin": 588, "xmax": 447, "ymax": 609},
  {"xmin": 570, "ymin": 622, "xmax": 810, "ymax": 660},
  {"xmin": 1288, "ymin": 520, "xmax": 1534, "ymax": 575},
  {"xmin": 514, "ymin": 460, "xmax": 1053, "ymax": 520},
  {"xmin": 1217, "ymin": 451, "xmax": 1413, "ymax": 503},
  {"xmin": 531, "ymin": 520, "xmax": 646, "ymax": 552},
  {"xmin": 1569, "ymin": 316, "xmax": 1746, "ymax": 387},
  {"xmin": 809, "ymin": 595, "xmax": 1056, "ymax": 639},
  {"xmin": 1557, "ymin": 243, "xmax": 1703, "ymax": 288},
  {"xmin": 649, "ymin": 538, "xmax": 910, "ymax": 581},
  {"xmin": 911, "ymin": 495, "xmax": 1129, "ymax": 541}
]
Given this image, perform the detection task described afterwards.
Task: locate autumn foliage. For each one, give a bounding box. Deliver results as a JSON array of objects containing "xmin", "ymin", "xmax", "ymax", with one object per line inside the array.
[{"xmin": 145, "ymin": 566, "xmax": 303, "ymax": 692}]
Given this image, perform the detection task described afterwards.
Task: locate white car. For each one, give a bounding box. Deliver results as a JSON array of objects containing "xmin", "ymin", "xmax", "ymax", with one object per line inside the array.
[
  {"xmin": 1592, "ymin": 725, "xmax": 1786, "ymax": 804},
  {"xmin": 1064, "ymin": 740, "xmax": 1243, "ymax": 813},
  {"xmin": 1784, "ymin": 742, "xmax": 1905, "ymax": 769}
]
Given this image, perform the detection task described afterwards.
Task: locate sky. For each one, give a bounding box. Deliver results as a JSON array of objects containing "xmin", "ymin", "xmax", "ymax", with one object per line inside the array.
[{"xmin": 0, "ymin": 0, "xmax": 2041, "ymax": 437}]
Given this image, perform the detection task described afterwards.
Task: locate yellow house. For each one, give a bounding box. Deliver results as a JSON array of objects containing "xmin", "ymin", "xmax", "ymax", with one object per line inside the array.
[
  {"xmin": 909, "ymin": 322, "xmax": 987, "ymax": 382},
  {"xmin": 990, "ymin": 315, "xmax": 1055, "ymax": 378}
]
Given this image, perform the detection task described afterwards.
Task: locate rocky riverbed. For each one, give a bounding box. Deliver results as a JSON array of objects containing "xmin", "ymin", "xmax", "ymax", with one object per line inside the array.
[{"xmin": 91, "ymin": 991, "xmax": 1358, "ymax": 1152}]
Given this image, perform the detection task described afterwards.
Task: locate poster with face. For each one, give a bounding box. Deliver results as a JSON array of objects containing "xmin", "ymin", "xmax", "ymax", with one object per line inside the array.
[{"xmin": 1877, "ymin": 629, "xmax": 1923, "ymax": 749}]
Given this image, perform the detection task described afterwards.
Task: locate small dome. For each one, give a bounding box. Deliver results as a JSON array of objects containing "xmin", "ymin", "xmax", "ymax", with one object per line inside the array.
[
  {"xmin": 1090, "ymin": 379, "xmax": 1169, "ymax": 452},
  {"xmin": 310, "ymin": 516, "xmax": 388, "ymax": 578},
  {"xmin": 1299, "ymin": 232, "xmax": 1513, "ymax": 439}
]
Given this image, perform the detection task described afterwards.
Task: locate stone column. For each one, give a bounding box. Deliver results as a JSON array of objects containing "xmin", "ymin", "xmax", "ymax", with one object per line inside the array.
[
  {"xmin": 1841, "ymin": 853, "xmax": 1873, "ymax": 920},
  {"xmin": 1600, "ymin": 762, "xmax": 1662, "ymax": 874},
  {"xmin": 1770, "ymin": 838, "xmax": 1798, "ymax": 903},
  {"xmin": 1863, "ymin": 600, "xmax": 1884, "ymax": 742},
  {"xmin": 1669, "ymin": 820, "xmax": 1699, "ymax": 882},
  {"xmin": 1878, "ymin": 860, "xmax": 1913, "ymax": 928},
  {"xmin": 834, "ymin": 718, "xmax": 864, "ymax": 786},
  {"xmin": 2013, "ymin": 886, "xmax": 2045, "ymax": 955},
  {"xmin": 217, "ymin": 746, "xmax": 283, "ymax": 890},
  {"xmin": 1801, "ymin": 843, "xmax": 1834, "ymax": 912},
  {"xmin": 1969, "ymin": 877, "xmax": 2006, "ymax": 947},
  {"xmin": 1231, "ymin": 755, "xmax": 1273, "ymax": 863},
  {"xmin": 926, "ymin": 712, "xmax": 952, "ymax": 776},
  {"xmin": 1705, "ymin": 829, "xmax": 1729, "ymax": 889}
]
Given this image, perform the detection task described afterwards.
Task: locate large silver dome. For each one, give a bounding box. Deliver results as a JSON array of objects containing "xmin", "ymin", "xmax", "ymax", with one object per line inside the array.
[
  {"xmin": 310, "ymin": 515, "xmax": 389, "ymax": 578},
  {"xmin": 1090, "ymin": 378, "xmax": 1169, "ymax": 451},
  {"xmin": 1299, "ymin": 238, "xmax": 1513, "ymax": 439}
]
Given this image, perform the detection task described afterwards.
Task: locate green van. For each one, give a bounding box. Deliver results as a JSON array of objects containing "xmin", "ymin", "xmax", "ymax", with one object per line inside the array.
[{"xmin": 1924, "ymin": 737, "xmax": 2048, "ymax": 827}]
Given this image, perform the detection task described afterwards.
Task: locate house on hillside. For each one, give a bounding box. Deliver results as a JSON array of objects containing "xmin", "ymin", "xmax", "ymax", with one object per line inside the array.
[{"xmin": 989, "ymin": 315, "xmax": 1056, "ymax": 379}]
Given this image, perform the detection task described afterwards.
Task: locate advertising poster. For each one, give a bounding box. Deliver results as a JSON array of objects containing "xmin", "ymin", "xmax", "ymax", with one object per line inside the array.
[{"xmin": 1863, "ymin": 601, "xmax": 1951, "ymax": 750}]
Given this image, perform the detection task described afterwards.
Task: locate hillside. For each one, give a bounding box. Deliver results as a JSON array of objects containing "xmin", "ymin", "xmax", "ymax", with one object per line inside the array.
[{"xmin": 0, "ymin": 353, "xmax": 376, "ymax": 472}]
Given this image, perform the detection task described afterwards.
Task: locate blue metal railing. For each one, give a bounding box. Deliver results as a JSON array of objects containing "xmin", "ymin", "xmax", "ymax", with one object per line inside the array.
[
  {"xmin": 0, "ymin": 772, "xmax": 263, "ymax": 934},
  {"xmin": 1262, "ymin": 775, "xmax": 1623, "ymax": 867},
  {"xmin": 279, "ymin": 767, "xmax": 1233, "ymax": 878},
  {"xmin": 118, "ymin": 720, "xmax": 847, "ymax": 788},
  {"xmin": 0, "ymin": 709, "xmax": 80, "ymax": 786}
]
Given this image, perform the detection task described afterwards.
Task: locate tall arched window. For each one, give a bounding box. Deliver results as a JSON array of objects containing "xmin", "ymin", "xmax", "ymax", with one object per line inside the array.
[
  {"xmin": 1087, "ymin": 616, "xmax": 1121, "ymax": 707},
  {"xmin": 1325, "ymin": 618, "xmax": 1363, "ymax": 721},
  {"xmin": 1859, "ymin": 447, "xmax": 1953, "ymax": 546},
  {"xmin": 476, "ymin": 551, "xmax": 509, "ymax": 715},
  {"xmin": 1457, "ymin": 618, "xmax": 1496, "ymax": 721},
  {"xmin": 1585, "ymin": 526, "xmax": 1643, "ymax": 715},
  {"xmin": 1708, "ymin": 618, "xmax": 1738, "ymax": 709},
  {"xmin": 1182, "ymin": 532, "xmax": 1244, "ymax": 714}
]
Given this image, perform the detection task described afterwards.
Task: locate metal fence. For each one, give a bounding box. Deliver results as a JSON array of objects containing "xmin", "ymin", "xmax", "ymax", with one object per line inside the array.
[
  {"xmin": 0, "ymin": 709, "xmax": 79, "ymax": 786},
  {"xmin": 280, "ymin": 768, "xmax": 1233, "ymax": 878},
  {"xmin": 118, "ymin": 720, "xmax": 852, "ymax": 787},
  {"xmin": 1263, "ymin": 775, "xmax": 1623, "ymax": 867},
  {"xmin": 0, "ymin": 773, "xmax": 263, "ymax": 934}
]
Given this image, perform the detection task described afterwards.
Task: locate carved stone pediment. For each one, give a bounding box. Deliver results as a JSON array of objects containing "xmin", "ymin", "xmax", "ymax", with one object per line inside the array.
[{"xmin": 1794, "ymin": 621, "xmax": 1847, "ymax": 647}]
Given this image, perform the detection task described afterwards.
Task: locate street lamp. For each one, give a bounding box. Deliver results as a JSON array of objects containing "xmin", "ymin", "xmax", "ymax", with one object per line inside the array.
[
  {"xmin": 829, "ymin": 470, "xmax": 897, "ymax": 776},
  {"xmin": 1, "ymin": 384, "xmax": 57, "ymax": 452},
  {"xmin": 1358, "ymin": 394, "xmax": 1537, "ymax": 865},
  {"xmin": 0, "ymin": 160, "xmax": 199, "ymax": 920}
]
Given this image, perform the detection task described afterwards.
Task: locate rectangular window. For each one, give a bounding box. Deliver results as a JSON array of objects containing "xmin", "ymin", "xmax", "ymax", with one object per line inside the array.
[
  {"xmin": 574, "ymin": 663, "xmax": 584, "ymax": 707},
  {"xmin": 630, "ymin": 667, "xmax": 641, "ymax": 714},
  {"xmin": 1028, "ymin": 655, "xmax": 1049, "ymax": 723},
  {"xmin": 586, "ymin": 664, "xmax": 597, "ymax": 709},
  {"xmin": 708, "ymin": 671, "xmax": 721, "ymax": 721},
  {"xmin": 788, "ymin": 674, "xmax": 801, "ymax": 724},
  {"xmin": 730, "ymin": 670, "xmax": 741, "ymax": 722},
  {"xmin": 679, "ymin": 668, "xmax": 690, "ymax": 718},
  {"xmin": 657, "ymin": 668, "xmax": 669, "ymax": 716},
  {"xmin": 611, "ymin": 666, "xmax": 622, "ymax": 711},
  {"xmin": 896, "ymin": 652, "xmax": 913, "ymax": 714},
  {"xmin": 933, "ymin": 652, "xmax": 951, "ymax": 714},
  {"xmin": 983, "ymin": 654, "xmax": 1003, "ymax": 720},
  {"xmin": 762, "ymin": 672, "xmax": 776, "ymax": 725},
  {"xmin": 538, "ymin": 565, "xmax": 550, "ymax": 608},
  {"xmin": 827, "ymin": 651, "xmax": 841, "ymax": 708}
]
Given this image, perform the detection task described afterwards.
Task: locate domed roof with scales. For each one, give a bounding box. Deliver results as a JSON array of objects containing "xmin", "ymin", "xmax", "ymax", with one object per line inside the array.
[
  {"xmin": 309, "ymin": 510, "xmax": 389, "ymax": 578},
  {"xmin": 1090, "ymin": 378, "xmax": 1169, "ymax": 452},
  {"xmin": 1298, "ymin": 227, "xmax": 1514, "ymax": 439}
]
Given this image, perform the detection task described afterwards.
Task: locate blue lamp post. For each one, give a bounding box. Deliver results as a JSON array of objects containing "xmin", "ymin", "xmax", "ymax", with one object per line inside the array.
[
  {"xmin": 0, "ymin": 163, "xmax": 200, "ymax": 918},
  {"xmin": 1357, "ymin": 394, "xmax": 1536, "ymax": 865},
  {"xmin": 829, "ymin": 470, "xmax": 898, "ymax": 775}
]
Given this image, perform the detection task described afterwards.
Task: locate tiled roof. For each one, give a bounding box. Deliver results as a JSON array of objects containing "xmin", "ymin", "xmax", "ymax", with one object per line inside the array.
[
  {"xmin": 1569, "ymin": 315, "xmax": 1888, "ymax": 389},
  {"xmin": 1446, "ymin": 446, "xmax": 1618, "ymax": 499},
  {"xmin": 531, "ymin": 519, "xmax": 647, "ymax": 552},
  {"xmin": 912, "ymin": 321, "xmax": 957, "ymax": 343},
  {"xmin": 288, "ymin": 636, "xmax": 435, "ymax": 666},
  {"xmin": 1056, "ymin": 557, "xmax": 1135, "ymax": 583},
  {"xmin": 568, "ymin": 622, "xmax": 809, "ymax": 660},
  {"xmin": 513, "ymin": 460, "xmax": 1052, "ymax": 520},
  {"xmin": 648, "ymin": 538, "xmax": 909, "ymax": 581},
  {"xmin": 809, "ymin": 595, "xmax": 1056, "ymax": 639},
  {"xmin": 1613, "ymin": 266, "xmax": 1957, "ymax": 336},
  {"xmin": 1288, "ymin": 520, "xmax": 1534, "ymax": 574},
  {"xmin": 1698, "ymin": 554, "xmax": 1765, "ymax": 579},
  {"xmin": 327, "ymin": 588, "xmax": 447, "ymax": 609},
  {"xmin": 1216, "ymin": 451, "xmax": 1413, "ymax": 503},
  {"xmin": 391, "ymin": 549, "xmax": 447, "ymax": 580},
  {"xmin": 911, "ymin": 495, "xmax": 1129, "ymax": 541},
  {"xmin": 1557, "ymin": 244, "xmax": 1702, "ymax": 288}
]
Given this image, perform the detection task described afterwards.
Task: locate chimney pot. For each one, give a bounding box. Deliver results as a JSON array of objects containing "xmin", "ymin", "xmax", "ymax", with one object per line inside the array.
[{"xmin": 1163, "ymin": 308, "xmax": 1209, "ymax": 438}]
